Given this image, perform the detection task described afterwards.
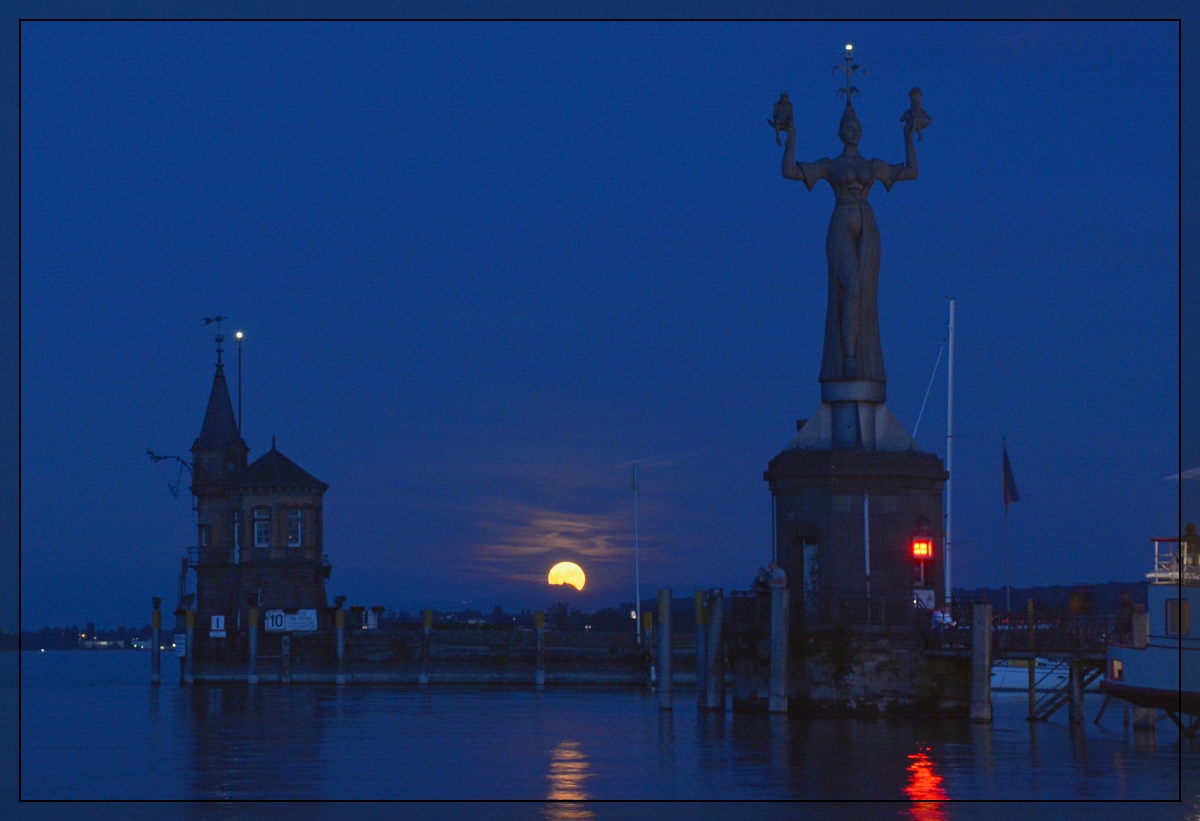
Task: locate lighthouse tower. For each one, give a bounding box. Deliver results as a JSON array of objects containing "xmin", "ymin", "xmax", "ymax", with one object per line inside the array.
[{"xmin": 188, "ymin": 332, "xmax": 332, "ymax": 644}]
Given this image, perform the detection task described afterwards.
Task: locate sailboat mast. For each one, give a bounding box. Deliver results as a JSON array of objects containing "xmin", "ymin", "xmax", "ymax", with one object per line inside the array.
[{"xmin": 945, "ymin": 299, "xmax": 955, "ymax": 601}]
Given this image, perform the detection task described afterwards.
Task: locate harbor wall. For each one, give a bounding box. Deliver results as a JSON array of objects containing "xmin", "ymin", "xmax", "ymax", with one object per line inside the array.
[{"xmin": 733, "ymin": 624, "xmax": 971, "ymax": 715}]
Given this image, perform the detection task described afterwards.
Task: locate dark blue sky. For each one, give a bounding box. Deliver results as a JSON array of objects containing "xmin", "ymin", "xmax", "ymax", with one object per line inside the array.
[{"xmin": 19, "ymin": 21, "xmax": 1180, "ymax": 628}]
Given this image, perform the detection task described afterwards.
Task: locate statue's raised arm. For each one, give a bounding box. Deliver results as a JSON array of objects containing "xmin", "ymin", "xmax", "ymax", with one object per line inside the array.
[
  {"xmin": 772, "ymin": 92, "xmax": 831, "ymax": 190},
  {"xmin": 876, "ymin": 87, "xmax": 930, "ymax": 191}
]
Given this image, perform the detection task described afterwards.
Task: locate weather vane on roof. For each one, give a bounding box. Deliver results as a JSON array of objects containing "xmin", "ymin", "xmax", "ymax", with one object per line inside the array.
[
  {"xmin": 834, "ymin": 43, "xmax": 863, "ymax": 107},
  {"xmin": 203, "ymin": 316, "xmax": 228, "ymax": 362}
]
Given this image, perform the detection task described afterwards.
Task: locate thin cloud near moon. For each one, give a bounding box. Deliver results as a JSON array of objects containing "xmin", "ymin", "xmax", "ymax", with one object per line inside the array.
[{"xmin": 474, "ymin": 506, "xmax": 632, "ymax": 583}]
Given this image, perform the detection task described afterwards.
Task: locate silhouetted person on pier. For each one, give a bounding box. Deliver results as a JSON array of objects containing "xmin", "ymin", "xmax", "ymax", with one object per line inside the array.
[
  {"xmin": 752, "ymin": 567, "xmax": 770, "ymax": 595},
  {"xmin": 931, "ymin": 604, "xmax": 955, "ymax": 647}
]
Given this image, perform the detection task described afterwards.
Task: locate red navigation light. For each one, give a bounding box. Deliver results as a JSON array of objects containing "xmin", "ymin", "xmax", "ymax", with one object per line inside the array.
[{"xmin": 912, "ymin": 539, "xmax": 933, "ymax": 559}]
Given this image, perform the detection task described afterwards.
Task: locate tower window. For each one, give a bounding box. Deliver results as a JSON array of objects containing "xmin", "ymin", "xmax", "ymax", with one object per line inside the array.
[
  {"xmin": 198, "ymin": 524, "xmax": 210, "ymax": 547},
  {"xmin": 253, "ymin": 508, "xmax": 271, "ymax": 548},
  {"xmin": 287, "ymin": 509, "xmax": 303, "ymax": 547}
]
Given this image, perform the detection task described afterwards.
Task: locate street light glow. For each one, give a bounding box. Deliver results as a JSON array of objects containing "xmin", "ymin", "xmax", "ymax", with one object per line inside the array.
[{"xmin": 235, "ymin": 331, "xmax": 243, "ymax": 339}]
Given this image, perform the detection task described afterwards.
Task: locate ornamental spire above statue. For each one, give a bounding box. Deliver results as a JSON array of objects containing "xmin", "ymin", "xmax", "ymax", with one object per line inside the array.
[{"xmin": 769, "ymin": 45, "xmax": 930, "ymax": 398}]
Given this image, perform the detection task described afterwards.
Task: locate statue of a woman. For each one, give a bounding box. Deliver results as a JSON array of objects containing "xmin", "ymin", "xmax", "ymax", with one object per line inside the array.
[{"xmin": 778, "ymin": 98, "xmax": 920, "ymax": 385}]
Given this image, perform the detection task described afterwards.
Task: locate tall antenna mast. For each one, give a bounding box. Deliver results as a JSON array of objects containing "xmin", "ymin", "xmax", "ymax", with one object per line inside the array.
[{"xmin": 633, "ymin": 464, "xmax": 642, "ymax": 645}]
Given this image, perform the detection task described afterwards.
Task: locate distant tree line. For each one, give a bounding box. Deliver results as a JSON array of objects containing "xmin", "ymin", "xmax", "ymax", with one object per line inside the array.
[
  {"xmin": 6, "ymin": 623, "xmax": 154, "ymax": 651},
  {"xmin": 954, "ymin": 582, "xmax": 1146, "ymax": 614}
]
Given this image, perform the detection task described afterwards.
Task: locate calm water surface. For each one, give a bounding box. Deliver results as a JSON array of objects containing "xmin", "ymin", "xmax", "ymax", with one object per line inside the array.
[{"xmin": 17, "ymin": 651, "xmax": 1200, "ymax": 810}]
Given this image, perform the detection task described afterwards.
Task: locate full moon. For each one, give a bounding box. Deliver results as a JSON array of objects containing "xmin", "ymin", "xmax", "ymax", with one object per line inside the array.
[{"xmin": 547, "ymin": 561, "xmax": 586, "ymax": 591}]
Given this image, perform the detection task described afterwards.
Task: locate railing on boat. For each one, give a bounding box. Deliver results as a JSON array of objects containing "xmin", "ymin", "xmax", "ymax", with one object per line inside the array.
[{"xmin": 1147, "ymin": 537, "xmax": 1200, "ymax": 585}]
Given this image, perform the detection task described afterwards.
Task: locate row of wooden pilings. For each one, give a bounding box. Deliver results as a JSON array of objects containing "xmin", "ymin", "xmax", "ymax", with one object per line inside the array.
[{"xmin": 148, "ymin": 587, "xmax": 791, "ymax": 708}]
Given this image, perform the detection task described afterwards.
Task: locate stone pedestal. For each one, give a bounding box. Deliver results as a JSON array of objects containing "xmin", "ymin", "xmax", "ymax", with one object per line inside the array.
[{"xmin": 765, "ymin": 441, "xmax": 947, "ymax": 624}]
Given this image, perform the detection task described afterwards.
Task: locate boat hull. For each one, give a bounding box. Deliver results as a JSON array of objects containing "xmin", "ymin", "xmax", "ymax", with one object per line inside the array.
[{"xmin": 1098, "ymin": 679, "xmax": 1200, "ymax": 714}]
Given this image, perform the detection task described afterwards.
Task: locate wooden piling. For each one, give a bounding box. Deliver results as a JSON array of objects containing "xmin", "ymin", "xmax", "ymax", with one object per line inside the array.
[
  {"xmin": 694, "ymin": 591, "xmax": 708, "ymax": 709},
  {"xmin": 183, "ymin": 609, "xmax": 195, "ymax": 686},
  {"xmin": 534, "ymin": 610, "xmax": 545, "ymax": 688},
  {"xmin": 247, "ymin": 607, "xmax": 258, "ymax": 685},
  {"xmin": 706, "ymin": 589, "xmax": 725, "ymax": 712},
  {"xmin": 1133, "ymin": 706, "xmax": 1157, "ymax": 731},
  {"xmin": 419, "ymin": 608, "xmax": 432, "ymax": 685},
  {"xmin": 658, "ymin": 589, "xmax": 672, "ymax": 710},
  {"xmin": 150, "ymin": 603, "xmax": 161, "ymax": 686},
  {"xmin": 280, "ymin": 634, "xmax": 292, "ymax": 684},
  {"xmin": 1068, "ymin": 661, "xmax": 1084, "ymax": 725},
  {"xmin": 769, "ymin": 586, "xmax": 788, "ymax": 714},
  {"xmin": 1027, "ymin": 599, "xmax": 1036, "ymax": 719},
  {"xmin": 642, "ymin": 612, "xmax": 655, "ymax": 685},
  {"xmin": 970, "ymin": 602, "xmax": 993, "ymax": 723},
  {"xmin": 334, "ymin": 607, "xmax": 346, "ymax": 685}
]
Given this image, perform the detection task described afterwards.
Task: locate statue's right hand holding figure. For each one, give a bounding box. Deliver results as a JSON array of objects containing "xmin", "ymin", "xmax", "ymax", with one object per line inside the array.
[{"xmin": 768, "ymin": 92, "xmax": 794, "ymax": 146}]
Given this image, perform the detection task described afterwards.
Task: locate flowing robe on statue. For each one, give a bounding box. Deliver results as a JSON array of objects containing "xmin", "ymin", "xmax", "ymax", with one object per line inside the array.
[{"xmin": 795, "ymin": 156, "xmax": 907, "ymax": 386}]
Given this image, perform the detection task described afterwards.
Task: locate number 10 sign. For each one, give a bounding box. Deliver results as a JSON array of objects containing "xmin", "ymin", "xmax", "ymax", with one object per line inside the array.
[{"xmin": 264, "ymin": 609, "xmax": 318, "ymax": 632}]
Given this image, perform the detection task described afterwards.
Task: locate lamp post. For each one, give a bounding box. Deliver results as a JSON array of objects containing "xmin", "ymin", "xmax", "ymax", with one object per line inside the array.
[{"xmin": 235, "ymin": 331, "xmax": 244, "ymax": 434}]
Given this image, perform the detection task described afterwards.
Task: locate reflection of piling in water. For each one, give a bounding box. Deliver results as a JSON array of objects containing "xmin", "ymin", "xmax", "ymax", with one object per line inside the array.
[
  {"xmin": 706, "ymin": 589, "xmax": 725, "ymax": 711},
  {"xmin": 535, "ymin": 610, "xmax": 546, "ymax": 689},
  {"xmin": 247, "ymin": 607, "xmax": 258, "ymax": 685},
  {"xmin": 334, "ymin": 607, "xmax": 346, "ymax": 685},
  {"xmin": 695, "ymin": 592, "xmax": 708, "ymax": 709},
  {"xmin": 658, "ymin": 589, "xmax": 672, "ymax": 710}
]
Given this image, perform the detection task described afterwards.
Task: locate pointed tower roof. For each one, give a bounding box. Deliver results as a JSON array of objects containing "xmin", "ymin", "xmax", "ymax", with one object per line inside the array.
[
  {"xmin": 192, "ymin": 362, "xmax": 247, "ymax": 452},
  {"xmin": 238, "ymin": 439, "xmax": 328, "ymax": 492}
]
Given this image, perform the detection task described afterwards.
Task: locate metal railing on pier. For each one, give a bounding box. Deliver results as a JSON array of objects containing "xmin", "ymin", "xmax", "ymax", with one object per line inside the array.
[
  {"xmin": 732, "ymin": 590, "xmax": 943, "ymax": 629},
  {"xmin": 990, "ymin": 612, "xmax": 1114, "ymax": 658}
]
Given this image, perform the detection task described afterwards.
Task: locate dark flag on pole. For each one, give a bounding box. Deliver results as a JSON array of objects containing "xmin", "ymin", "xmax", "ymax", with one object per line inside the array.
[{"xmin": 1003, "ymin": 443, "xmax": 1020, "ymax": 511}]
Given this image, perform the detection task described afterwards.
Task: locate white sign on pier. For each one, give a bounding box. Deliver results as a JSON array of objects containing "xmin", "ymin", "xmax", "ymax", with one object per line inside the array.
[{"xmin": 264, "ymin": 609, "xmax": 318, "ymax": 633}]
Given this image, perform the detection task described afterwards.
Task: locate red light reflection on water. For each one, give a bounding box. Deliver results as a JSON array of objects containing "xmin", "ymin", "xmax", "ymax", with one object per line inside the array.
[{"xmin": 904, "ymin": 746, "xmax": 947, "ymax": 821}]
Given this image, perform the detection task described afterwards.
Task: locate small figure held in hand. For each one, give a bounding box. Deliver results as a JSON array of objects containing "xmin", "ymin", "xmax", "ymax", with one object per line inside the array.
[
  {"xmin": 767, "ymin": 92, "xmax": 794, "ymax": 146},
  {"xmin": 899, "ymin": 87, "xmax": 932, "ymax": 141}
]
